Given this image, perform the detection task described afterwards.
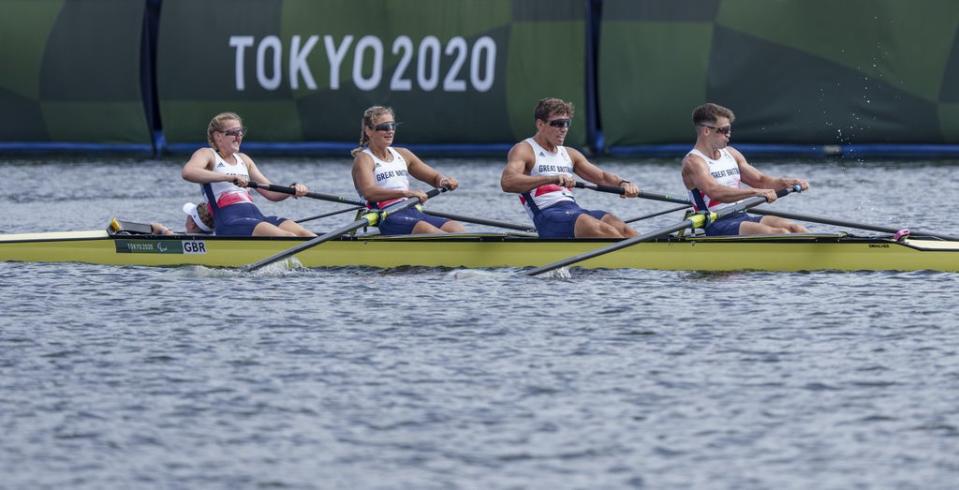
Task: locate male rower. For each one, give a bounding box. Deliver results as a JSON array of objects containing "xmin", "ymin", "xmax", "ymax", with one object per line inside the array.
[
  {"xmin": 501, "ymin": 97, "xmax": 639, "ymax": 238},
  {"xmin": 681, "ymin": 103, "xmax": 810, "ymax": 236}
]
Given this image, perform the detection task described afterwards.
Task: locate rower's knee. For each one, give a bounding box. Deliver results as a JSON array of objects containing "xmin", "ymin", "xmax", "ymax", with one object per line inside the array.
[{"xmin": 441, "ymin": 220, "xmax": 465, "ymax": 233}]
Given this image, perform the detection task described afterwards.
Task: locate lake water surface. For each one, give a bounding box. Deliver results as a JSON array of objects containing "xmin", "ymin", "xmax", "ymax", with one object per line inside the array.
[{"xmin": 1, "ymin": 156, "xmax": 958, "ymax": 489}]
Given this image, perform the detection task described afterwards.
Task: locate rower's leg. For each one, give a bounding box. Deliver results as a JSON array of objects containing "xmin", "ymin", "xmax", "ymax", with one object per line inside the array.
[
  {"xmin": 758, "ymin": 216, "xmax": 808, "ymax": 233},
  {"xmin": 411, "ymin": 221, "xmax": 445, "ymax": 234},
  {"xmin": 601, "ymin": 214, "xmax": 637, "ymax": 237},
  {"xmin": 574, "ymin": 214, "xmax": 624, "ymax": 238},
  {"xmin": 278, "ymin": 220, "xmax": 318, "ymax": 237},
  {"xmin": 440, "ymin": 220, "xmax": 465, "ymax": 233},
  {"xmin": 252, "ymin": 221, "xmax": 298, "ymax": 237},
  {"xmin": 740, "ymin": 216, "xmax": 807, "ymax": 235}
]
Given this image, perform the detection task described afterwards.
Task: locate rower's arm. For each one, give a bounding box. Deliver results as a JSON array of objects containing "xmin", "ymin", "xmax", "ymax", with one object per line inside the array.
[
  {"xmin": 733, "ymin": 147, "xmax": 810, "ymax": 191},
  {"xmin": 569, "ymin": 148, "xmax": 639, "ymax": 196},
  {"xmin": 245, "ymin": 156, "xmax": 295, "ymax": 202},
  {"xmin": 501, "ymin": 142, "xmax": 560, "ymax": 193},
  {"xmin": 181, "ymin": 148, "xmax": 231, "ymax": 184},
  {"xmin": 398, "ymin": 148, "xmax": 458, "ymax": 190},
  {"xmin": 682, "ymin": 153, "xmax": 773, "ymax": 203}
]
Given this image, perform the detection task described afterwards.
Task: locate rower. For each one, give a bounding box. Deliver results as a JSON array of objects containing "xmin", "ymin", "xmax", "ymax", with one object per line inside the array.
[
  {"xmin": 501, "ymin": 97, "xmax": 640, "ymax": 238},
  {"xmin": 350, "ymin": 105, "xmax": 464, "ymax": 235},
  {"xmin": 183, "ymin": 202, "xmax": 214, "ymax": 235},
  {"xmin": 181, "ymin": 112, "xmax": 316, "ymax": 237},
  {"xmin": 681, "ymin": 103, "xmax": 810, "ymax": 236}
]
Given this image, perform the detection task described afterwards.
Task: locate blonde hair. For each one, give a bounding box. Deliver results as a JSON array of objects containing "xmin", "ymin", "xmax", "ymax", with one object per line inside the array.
[
  {"xmin": 196, "ymin": 202, "xmax": 214, "ymax": 228},
  {"xmin": 350, "ymin": 106, "xmax": 394, "ymax": 157},
  {"xmin": 207, "ymin": 112, "xmax": 242, "ymax": 151}
]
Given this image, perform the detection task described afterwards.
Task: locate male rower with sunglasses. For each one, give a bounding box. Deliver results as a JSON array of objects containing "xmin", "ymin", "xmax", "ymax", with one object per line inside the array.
[
  {"xmin": 681, "ymin": 103, "xmax": 809, "ymax": 236},
  {"xmin": 501, "ymin": 98, "xmax": 640, "ymax": 238}
]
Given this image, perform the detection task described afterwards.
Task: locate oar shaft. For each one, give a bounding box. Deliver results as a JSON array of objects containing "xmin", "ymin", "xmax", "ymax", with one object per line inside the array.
[
  {"xmin": 747, "ymin": 208, "xmax": 959, "ymax": 241},
  {"xmin": 295, "ymin": 206, "xmax": 366, "ymax": 224},
  {"xmin": 574, "ymin": 182, "xmax": 691, "ymax": 205},
  {"xmin": 245, "ymin": 217, "xmax": 372, "ymax": 272},
  {"xmin": 245, "ymin": 188, "xmax": 445, "ymax": 271},
  {"xmin": 422, "ymin": 210, "xmax": 534, "ymax": 232},
  {"xmin": 624, "ymin": 204, "xmax": 691, "ymax": 224},
  {"xmin": 527, "ymin": 185, "xmax": 801, "ymax": 276},
  {"xmin": 250, "ymin": 182, "xmax": 533, "ymax": 232},
  {"xmin": 248, "ymin": 182, "xmax": 367, "ymax": 207}
]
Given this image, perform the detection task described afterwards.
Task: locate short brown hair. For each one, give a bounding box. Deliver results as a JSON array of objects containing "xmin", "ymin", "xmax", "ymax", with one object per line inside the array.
[
  {"xmin": 692, "ymin": 103, "xmax": 735, "ymax": 126},
  {"xmin": 534, "ymin": 97, "xmax": 574, "ymax": 122}
]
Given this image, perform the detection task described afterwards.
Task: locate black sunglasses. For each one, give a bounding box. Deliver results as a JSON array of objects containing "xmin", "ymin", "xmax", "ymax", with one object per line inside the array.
[
  {"xmin": 372, "ymin": 122, "xmax": 397, "ymax": 132},
  {"xmin": 547, "ymin": 118, "xmax": 572, "ymax": 128},
  {"xmin": 700, "ymin": 124, "xmax": 731, "ymax": 135},
  {"xmin": 220, "ymin": 127, "xmax": 247, "ymax": 138}
]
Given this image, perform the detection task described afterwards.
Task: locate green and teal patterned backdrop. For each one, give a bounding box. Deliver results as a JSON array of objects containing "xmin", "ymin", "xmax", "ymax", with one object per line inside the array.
[
  {"xmin": 599, "ymin": 0, "xmax": 959, "ymax": 148},
  {"xmin": 0, "ymin": 0, "xmax": 150, "ymax": 144}
]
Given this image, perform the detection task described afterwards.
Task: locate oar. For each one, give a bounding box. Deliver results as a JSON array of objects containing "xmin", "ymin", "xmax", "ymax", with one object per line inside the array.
[
  {"xmin": 244, "ymin": 188, "xmax": 446, "ymax": 272},
  {"xmin": 747, "ymin": 208, "xmax": 959, "ymax": 241},
  {"xmin": 526, "ymin": 185, "xmax": 802, "ymax": 276},
  {"xmin": 295, "ymin": 206, "xmax": 366, "ymax": 224},
  {"xmin": 418, "ymin": 209, "xmax": 535, "ymax": 232},
  {"xmin": 574, "ymin": 181, "xmax": 691, "ymax": 205},
  {"xmin": 624, "ymin": 204, "xmax": 692, "ymax": 224},
  {"xmin": 249, "ymin": 182, "xmax": 534, "ymax": 232}
]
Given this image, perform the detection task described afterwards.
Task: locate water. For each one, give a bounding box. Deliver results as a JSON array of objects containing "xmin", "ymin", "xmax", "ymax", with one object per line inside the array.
[{"xmin": 2, "ymin": 156, "xmax": 959, "ymax": 489}]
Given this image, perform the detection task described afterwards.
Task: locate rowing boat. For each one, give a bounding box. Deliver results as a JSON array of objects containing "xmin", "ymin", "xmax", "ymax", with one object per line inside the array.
[{"xmin": 1, "ymin": 219, "xmax": 957, "ymax": 272}]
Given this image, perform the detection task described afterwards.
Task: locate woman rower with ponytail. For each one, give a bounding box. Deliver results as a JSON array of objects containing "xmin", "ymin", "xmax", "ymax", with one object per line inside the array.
[
  {"xmin": 181, "ymin": 112, "xmax": 316, "ymax": 237},
  {"xmin": 350, "ymin": 106, "xmax": 464, "ymax": 235}
]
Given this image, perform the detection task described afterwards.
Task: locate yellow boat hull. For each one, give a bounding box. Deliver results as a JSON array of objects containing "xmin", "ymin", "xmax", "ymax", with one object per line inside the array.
[{"xmin": 1, "ymin": 230, "xmax": 958, "ymax": 272}]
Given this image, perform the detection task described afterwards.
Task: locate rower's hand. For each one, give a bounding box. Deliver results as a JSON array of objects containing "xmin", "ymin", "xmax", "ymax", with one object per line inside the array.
[
  {"xmin": 554, "ymin": 174, "xmax": 575, "ymax": 188},
  {"xmin": 437, "ymin": 175, "xmax": 458, "ymax": 191},
  {"xmin": 759, "ymin": 189, "xmax": 778, "ymax": 203},
  {"xmin": 622, "ymin": 182, "xmax": 640, "ymax": 198},
  {"xmin": 292, "ymin": 183, "xmax": 309, "ymax": 197},
  {"xmin": 782, "ymin": 178, "xmax": 809, "ymax": 191},
  {"xmin": 231, "ymin": 176, "xmax": 249, "ymax": 188},
  {"xmin": 151, "ymin": 223, "xmax": 173, "ymax": 235},
  {"xmin": 407, "ymin": 190, "xmax": 430, "ymax": 203}
]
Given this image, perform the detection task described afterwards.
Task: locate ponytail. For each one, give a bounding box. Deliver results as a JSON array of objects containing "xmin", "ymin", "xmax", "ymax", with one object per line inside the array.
[{"xmin": 350, "ymin": 105, "xmax": 394, "ymax": 157}]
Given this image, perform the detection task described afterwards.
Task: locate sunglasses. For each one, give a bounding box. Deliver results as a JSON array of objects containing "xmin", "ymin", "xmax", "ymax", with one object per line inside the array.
[
  {"xmin": 547, "ymin": 118, "xmax": 572, "ymax": 128},
  {"xmin": 700, "ymin": 124, "xmax": 731, "ymax": 135},
  {"xmin": 220, "ymin": 127, "xmax": 247, "ymax": 138},
  {"xmin": 372, "ymin": 122, "xmax": 397, "ymax": 132}
]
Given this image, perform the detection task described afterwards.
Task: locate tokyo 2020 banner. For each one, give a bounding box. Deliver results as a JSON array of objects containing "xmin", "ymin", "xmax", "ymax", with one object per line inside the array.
[{"xmin": 156, "ymin": 0, "xmax": 588, "ymax": 149}]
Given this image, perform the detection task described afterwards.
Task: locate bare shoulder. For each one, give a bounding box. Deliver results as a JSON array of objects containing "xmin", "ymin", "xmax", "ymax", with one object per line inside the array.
[
  {"xmin": 564, "ymin": 145, "xmax": 587, "ymax": 162},
  {"xmin": 237, "ymin": 152, "xmax": 257, "ymax": 168},
  {"xmin": 507, "ymin": 140, "xmax": 533, "ymax": 159},
  {"xmin": 681, "ymin": 152, "xmax": 704, "ymax": 169},
  {"xmin": 352, "ymin": 150, "xmax": 373, "ymax": 168},
  {"xmin": 393, "ymin": 146, "xmax": 415, "ymax": 159},
  {"xmin": 725, "ymin": 146, "xmax": 747, "ymax": 162}
]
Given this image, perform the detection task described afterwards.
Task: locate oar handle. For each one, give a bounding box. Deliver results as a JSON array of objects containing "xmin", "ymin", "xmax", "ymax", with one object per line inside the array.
[
  {"xmin": 248, "ymin": 182, "xmax": 368, "ymax": 207},
  {"xmin": 574, "ymin": 181, "xmax": 691, "ymax": 205}
]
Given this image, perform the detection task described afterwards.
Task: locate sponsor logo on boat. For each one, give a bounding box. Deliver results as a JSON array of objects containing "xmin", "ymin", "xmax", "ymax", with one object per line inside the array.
[{"xmin": 115, "ymin": 240, "xmax": 208, "ymax": 254}]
